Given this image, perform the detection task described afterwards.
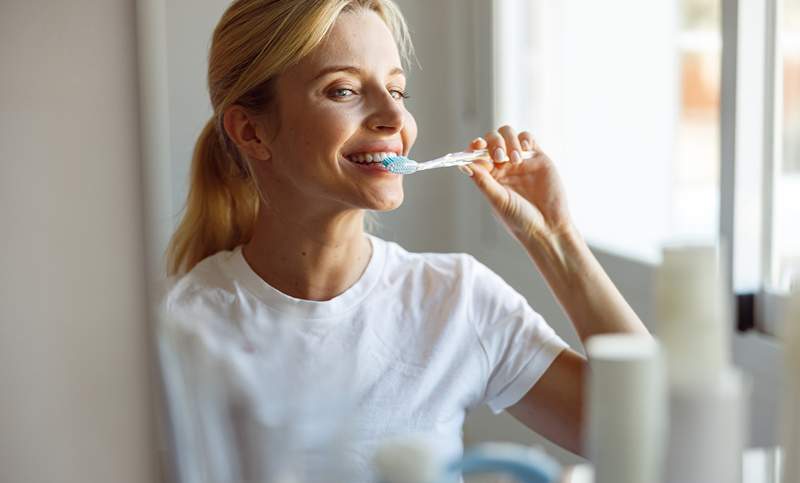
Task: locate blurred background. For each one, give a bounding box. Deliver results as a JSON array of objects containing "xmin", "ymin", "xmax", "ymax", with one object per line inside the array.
[{"xmin": 1, "ymin": 0, "xmax": 797, "ymax": 482}]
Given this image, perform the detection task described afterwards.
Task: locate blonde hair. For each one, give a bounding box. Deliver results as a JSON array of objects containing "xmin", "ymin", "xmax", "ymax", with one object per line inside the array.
[{"xmin": 166, "ymin": 0, "xmax": 414, "ymax": 276}]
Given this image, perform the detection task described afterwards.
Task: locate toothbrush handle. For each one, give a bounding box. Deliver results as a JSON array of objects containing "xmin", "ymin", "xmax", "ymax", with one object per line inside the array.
[
  {"xmin": 417, "ymin": 148, "xmax": 536, "ymax": 171},
  {"xmin": 448, "ymin": 148, "xmax": 536, "ymax": 163}
]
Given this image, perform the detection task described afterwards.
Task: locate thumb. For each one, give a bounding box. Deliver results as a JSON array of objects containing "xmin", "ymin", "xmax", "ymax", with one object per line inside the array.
[{"xmin": 467, "ymin": 162, "xmax": 510, "ymax": 211}]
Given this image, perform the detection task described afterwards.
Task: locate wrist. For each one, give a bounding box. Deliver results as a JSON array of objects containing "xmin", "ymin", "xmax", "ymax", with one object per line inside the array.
[
  {"xmin": 523, "ymin": 222, "xmax": 590, "ymax": 285},
  {"xmin": 527, "ymin": 220, "xmax": 584, "ymax": 255}
]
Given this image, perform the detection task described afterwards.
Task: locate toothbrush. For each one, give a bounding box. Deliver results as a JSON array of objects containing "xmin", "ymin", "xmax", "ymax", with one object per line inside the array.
[{"xmin": 381, "ymin": 148, "xmax": 537, "ymax": 175}]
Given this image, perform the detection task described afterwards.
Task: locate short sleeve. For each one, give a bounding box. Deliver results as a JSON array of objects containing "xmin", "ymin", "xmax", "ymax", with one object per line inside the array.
[{"xmin": 465, "ymin": 256, "xmax": 570, "ymax": 414}]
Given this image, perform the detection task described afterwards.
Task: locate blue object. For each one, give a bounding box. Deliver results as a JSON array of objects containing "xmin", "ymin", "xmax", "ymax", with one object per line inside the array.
[
  {"xmin": 381, "ymin": 155, "xmax": 419, "ymax": 174},
  {"xmin": 441, "ymin": 443, "xmax": 561, "ymax": 483}
]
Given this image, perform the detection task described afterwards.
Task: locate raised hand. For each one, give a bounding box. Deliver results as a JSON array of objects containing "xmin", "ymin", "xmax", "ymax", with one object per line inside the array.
[{"xmin": 462, "ymin": 125, "xmax": 574, "ymax": 244}]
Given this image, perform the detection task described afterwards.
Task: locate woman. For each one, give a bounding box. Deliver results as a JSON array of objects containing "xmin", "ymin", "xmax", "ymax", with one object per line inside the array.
[{"xmin": 162, "ymin": 0, "xmax": 649, "ymax": 481}]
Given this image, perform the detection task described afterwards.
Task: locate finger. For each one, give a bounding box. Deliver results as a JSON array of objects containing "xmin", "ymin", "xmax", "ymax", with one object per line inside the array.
[
  {"xmin": 498, "ymin": 125, "xmax": 524, "ymax": 165},
  {"xmin": 470, "ymin": 157, "xmax": 495, "ymax": 176},
  {"xmin": 518, "ymin": 131, "xmax": 543, "ymax": 159},
  {"xmin": 469, "ymin": 161, "xmax": 509, "ymax": 209},
  {"xmin": 483, "ymin": 131, "xmax": 508, "ymax": 164},
  {"xmin": 467, "ymin": 137, "xmax": 490, "ymax": 163},
  {"xmin": 469, "ymin": 136, "xmax": 487, "ymax": 151}
]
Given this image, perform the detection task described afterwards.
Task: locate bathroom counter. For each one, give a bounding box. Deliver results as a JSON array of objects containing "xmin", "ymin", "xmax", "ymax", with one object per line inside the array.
[{"xmin": 562, "ymin": 447, "xmax": 781, "ymax": 483}]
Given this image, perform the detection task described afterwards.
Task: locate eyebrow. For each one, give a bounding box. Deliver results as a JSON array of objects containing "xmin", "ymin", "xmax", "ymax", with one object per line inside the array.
[{"xmin": 311, "ymin": 65, "xmax": 405, "ymax": 82}]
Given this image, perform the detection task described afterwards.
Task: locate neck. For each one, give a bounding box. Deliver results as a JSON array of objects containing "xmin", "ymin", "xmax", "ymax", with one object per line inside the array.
[{"xmin": 242, "ymin": 204, "xmax": 373, "ymax": 301}]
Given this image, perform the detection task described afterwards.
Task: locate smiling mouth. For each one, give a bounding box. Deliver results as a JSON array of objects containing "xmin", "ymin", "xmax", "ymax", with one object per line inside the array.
[{"xmin": 344, "ymin": 151, "xmax": 400, "ymax": 165}]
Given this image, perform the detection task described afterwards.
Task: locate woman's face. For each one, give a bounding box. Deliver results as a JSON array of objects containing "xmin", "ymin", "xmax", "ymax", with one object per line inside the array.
[{"xmin": 260, "ymin": 8, "xmax": 417, "ymax": 213}]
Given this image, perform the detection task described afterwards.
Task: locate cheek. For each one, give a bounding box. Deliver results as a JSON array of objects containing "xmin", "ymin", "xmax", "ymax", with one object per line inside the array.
[
  {"xmin": 403, "ymin": 110, "xmax": 418, "ymax": 154},
  {"xmin": 282, "ymin": 110, "xmax": 347, "ymax": 159},
  {"xmin": 303, "ymin": 107, "xmax": 359, "ymax": 153}
]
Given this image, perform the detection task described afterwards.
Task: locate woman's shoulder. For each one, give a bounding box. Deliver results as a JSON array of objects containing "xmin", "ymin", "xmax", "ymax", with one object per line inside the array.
[
  {"xmin": 162, "ymin": 249, "xmax": 241, "ymax": 318},
  {"xmin": 377, "ymin": 235, "xmax": 484, "ymax": 282},
  {"xmin": 377, "ymin": 237, "xmax": 512, "ymax": 301}
]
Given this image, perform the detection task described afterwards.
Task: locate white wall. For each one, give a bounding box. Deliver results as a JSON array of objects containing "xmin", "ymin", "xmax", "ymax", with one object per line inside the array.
[
  {"xmin": 0, "ymin": 1, "xmax": 157, "ymax": 482},
  {"xmin": 165, "ymin": 0, "xmax": 229, "ymax": 217}
]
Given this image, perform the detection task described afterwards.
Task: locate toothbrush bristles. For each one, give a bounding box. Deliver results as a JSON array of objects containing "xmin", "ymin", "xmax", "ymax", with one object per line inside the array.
[{"xmin": 381, "ymin": 155, "xmax": 417, "ymax": 174}]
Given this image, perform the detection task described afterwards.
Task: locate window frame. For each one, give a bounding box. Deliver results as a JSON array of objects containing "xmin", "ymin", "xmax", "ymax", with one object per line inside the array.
[{"xmin": 723, "ymin": 0, "xmax": 793, "ymax": 337}]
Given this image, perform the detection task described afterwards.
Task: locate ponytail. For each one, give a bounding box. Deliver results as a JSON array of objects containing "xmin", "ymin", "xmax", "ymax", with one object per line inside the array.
[{"xmin": 166, "ymin": 120, "xmax": 259, "ymax": 276}]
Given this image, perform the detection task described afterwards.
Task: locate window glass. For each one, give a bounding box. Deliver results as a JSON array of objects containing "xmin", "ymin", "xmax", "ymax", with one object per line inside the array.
[
  {"xmin": 774, "ymin": 0, "xmax": 800, "ymax": 290},
  {"xmin": 673, "ymin": 0, "xmax": 721, "ymax": 241},
  {"xmin": 497, "ymin": 0, "xmax": 723, "ymax": 261}
]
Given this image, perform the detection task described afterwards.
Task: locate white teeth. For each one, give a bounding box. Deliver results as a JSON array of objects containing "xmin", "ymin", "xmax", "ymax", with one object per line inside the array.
[{"xmin": 346, "ymin": 151, "xmax": 399, "ymax": 164}]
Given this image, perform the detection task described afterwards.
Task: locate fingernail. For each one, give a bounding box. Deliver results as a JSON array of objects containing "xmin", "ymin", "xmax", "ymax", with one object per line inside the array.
[
  {"xmin": 511, "ymin": 150, "xmax": 522, "ymax": 164},
  {"xmin": 494, "ymin": 147, "xmax": 506, "ymax": 163},
  {"xmin": 458, "ymin": 164, "xmax": 474, "ymax": 177},
  {"xmin": 521, "ymin": 140, "xmax": 532, "ymax": 151}
]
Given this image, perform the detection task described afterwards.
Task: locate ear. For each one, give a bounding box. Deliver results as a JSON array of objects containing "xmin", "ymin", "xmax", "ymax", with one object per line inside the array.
[{"xmin": 222, "ymin": 104, "xmax": 272, "ymax": 162}]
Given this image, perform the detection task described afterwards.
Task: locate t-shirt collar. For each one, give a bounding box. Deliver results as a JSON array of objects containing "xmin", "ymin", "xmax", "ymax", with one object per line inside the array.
[{"xmin": 226, "ymin": 233, "xmax": 386, "ymax": 320}]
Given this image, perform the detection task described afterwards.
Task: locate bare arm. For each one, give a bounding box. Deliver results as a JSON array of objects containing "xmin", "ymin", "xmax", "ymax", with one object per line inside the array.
[
  {"xmin": 507, "ymin": 348, "xmax": 587, "ymax": 456},
  {"xmin": 522, "ymin": 225, "xmax": 649, "ymax": 344},
  {"xmin": 464, "ymin": 127, "xmax": 651, "ymax": 455},
  {"xmin": 507, "ymin": 226, "xmax": 650, "ymax": 457}
]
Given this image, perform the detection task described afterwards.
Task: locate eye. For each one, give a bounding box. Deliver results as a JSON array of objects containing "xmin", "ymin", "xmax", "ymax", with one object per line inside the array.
[
  {"xmin": 390, "ymin": 89, "xmax": 410, "ymax": 100},
  {"xmin": 329, "ymin": 87, "xmax": 356, "ymax": 99}
]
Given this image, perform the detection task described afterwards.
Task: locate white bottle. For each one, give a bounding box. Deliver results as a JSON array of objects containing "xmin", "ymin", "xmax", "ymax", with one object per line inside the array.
[
  {"xmin": 781, "ymin": 288, "xmax": 800, "ymax": 483},
  {"xmin": 657, "ymin": 244, "xmax": 748, "ymax": 483},
  {"xmin": 585, "ymin": 333, "xmax": 664, "ymax": 483}
]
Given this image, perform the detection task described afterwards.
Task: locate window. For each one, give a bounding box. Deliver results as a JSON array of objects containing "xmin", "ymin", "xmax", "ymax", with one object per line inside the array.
[
  {"xmin": 494, "ymin": 0, "xmax": 799, "ymax": 334},
  {"xmin": 494, "ymin": 0, "xmax": 716, "ymax": 263},
  {"xmin": 675, "ymin": 0, "xmax": 721, "ymax": 244},
  {"xmin": 773, "ymin": 0, "xmax": 800, "ymax": 291},
  {"xmin": 757, "ymin": 0, "xmax": 800, "ymax": 334}
]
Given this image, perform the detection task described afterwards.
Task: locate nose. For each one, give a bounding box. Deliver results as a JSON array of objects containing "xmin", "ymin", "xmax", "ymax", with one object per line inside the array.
[{"xmin": 366, "ymin": 90, "xmax": 405, "ymax": 134}]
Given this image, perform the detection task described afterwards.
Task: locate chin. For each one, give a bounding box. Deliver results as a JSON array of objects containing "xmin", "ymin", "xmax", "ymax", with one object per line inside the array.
[{"xmin": 366, "ymin": 189, "xmax": 404, "ymax": 212}]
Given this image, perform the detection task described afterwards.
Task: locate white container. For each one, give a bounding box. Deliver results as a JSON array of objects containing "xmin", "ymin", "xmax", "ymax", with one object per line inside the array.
[
  {"xmin": 657, "ymin": 244, "xmax": 748, "ymax": 483},
  {"xmin": 585, "ymin": 333, "xmax": 664, "ymax": 483},
  {"xmin": 662, "ymin": 369, "xmax": 747, "ymax": 483},
  {"xmin": 781, "ymin": 289, "xmax": 800, "ymax": 483}
]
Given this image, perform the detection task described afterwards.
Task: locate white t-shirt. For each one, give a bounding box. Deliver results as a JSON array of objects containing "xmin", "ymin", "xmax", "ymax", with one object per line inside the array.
[{"xmin": 160, "ymin": 234, "xmax": 569, "ymax": 483}]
